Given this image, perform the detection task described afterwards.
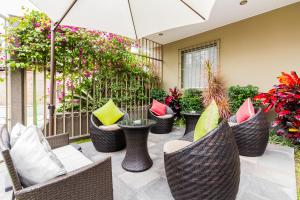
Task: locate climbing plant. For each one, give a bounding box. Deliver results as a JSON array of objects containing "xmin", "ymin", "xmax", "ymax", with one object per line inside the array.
[{"xmin": 3, "ymin": 10, "xmax": 159, "ymax": 112}]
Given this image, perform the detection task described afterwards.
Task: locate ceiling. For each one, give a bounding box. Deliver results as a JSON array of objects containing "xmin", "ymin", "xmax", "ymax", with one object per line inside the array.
[{"xmin": 147, "ymin": 0, "xmax": 300, "ymax": 44}]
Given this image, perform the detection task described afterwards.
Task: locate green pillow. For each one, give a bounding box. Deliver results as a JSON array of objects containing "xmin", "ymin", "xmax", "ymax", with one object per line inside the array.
[
  {"xmin": 194, "ymin": 100, "xmax": 220, "ymax": 142},
  {"xmin": 93, "ymin": 99, "xmax": 124, "ymax": 126}
]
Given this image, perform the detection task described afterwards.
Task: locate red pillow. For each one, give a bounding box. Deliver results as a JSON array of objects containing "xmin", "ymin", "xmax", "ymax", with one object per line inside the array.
[
  {"xmin": 236, "ymin": 98, "xmax": 255, "ymax": 123},
  {"xmin": 151, "ymin": 100, "xmax": 167, "ymax": 116}
]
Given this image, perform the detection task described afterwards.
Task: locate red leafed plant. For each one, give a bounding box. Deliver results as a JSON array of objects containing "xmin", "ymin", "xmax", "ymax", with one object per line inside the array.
[
  {"xmin": 165, "ymin": 87, "xmax": 182, "ymax": 118},
  {"xmin": 254, "ymin": 71, "xmax": 300, "ymax": 141}
]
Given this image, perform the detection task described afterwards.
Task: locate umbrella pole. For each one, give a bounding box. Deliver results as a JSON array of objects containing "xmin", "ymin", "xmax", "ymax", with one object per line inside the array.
[
  {"xmin": 48, "ymin": 0, "xmax": 78, "ymax": 135},
  {"xmin": 48, "ymin": 23, "xmax": 56, "ymax": 136}
]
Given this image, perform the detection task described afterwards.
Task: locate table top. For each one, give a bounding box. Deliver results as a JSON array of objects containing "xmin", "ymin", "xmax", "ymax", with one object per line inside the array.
[
  {"xmin": 118, "ymin": 119, "xmax": 156, "ymax": 129},
  {"xmin": 181, "ymin": 111, "xmax": 201, "ymax": 116}
]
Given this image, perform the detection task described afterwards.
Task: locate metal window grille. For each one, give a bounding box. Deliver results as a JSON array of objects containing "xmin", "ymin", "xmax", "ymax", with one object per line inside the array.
[{"xmin": 179, "ymin": 40, "xmax": 220, "ymax": 89}]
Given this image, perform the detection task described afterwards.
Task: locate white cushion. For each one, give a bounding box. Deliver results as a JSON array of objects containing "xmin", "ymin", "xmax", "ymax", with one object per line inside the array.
[
  {"xmin": 228, "ymin": 122, "xmax": 238, "ymax": 127},
  {"xmin": 157, "ymin": 114, "xmax": 173, "ymax": 119},
  {"xmin": 10, "ymin": 123, "xmax": 51, "ymax": 150},
  {"xmin": 53, "ymin": 145, "xmax": 92, "ymax": 173},
  {"xmin": 10, "ymin": 123, "xmax": 26, "ymax": 147},
  {"xmin": 163, "ymin": 140, "xmax": 192, "ymax": 154},
  {"xmin": 99, "ymin": 124, "xmax": 120, "ymax": 131},
  {"xmin": 0, "ymin": 125, "xmax": 10, "ymax": 149},
  {"xmin": 0, "ymin": 159, "xmax": 12, "ymax": 193},
  {"xmin": 10, "ymin": 125, "xmax": 66, "ymax": 187}
]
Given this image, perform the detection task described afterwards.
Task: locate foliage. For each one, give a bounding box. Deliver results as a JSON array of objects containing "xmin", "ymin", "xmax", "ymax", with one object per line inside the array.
[
  {"xmin": 228, "ymin": 85, "xmax": 259, "ymax": 113},
  {"xmin": 174, "ymin": 117, "xmax": 185, "ymax": 127},
  {"xmin": 165, "ymin": 87, "xmax": 182, "ymax": 117},
  {"xmin": 269, "ymin": 129, "xmax": 296, "ymax": 147},
  {"xmin": 72, "ymin": 138, "xmax": 92, "ymax": 144},
  {"xmin": 202, "ymin": 61, "xmax": 231, "ymax": 119},
  {"xmin": 254, "ymin": 71, "xmax": 300, "ymax": 141},
  {"xmin": 180, "ymin": 89, "xmax": 203, "ymax": 112},
  {"xmin": 150, "ymin": 88, "xmax": 167, "ymax": 103},
  {"xmin": 3, "ymin": 10, "xmax": 158, "ymax": 112}
]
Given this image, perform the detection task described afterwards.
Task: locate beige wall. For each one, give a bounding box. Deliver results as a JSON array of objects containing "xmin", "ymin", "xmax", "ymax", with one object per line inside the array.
[{"xmin": 163, "ymin": 3, "xmax": 300, "ymax": 92}]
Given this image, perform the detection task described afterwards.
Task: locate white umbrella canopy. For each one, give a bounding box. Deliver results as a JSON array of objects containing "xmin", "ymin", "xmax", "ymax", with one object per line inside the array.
[
  {"xmin": 29, "ymin": 0, "xmax": 216, "ymax": 134},
  {"xmin": 29, "ymin": 0, "xmax": 216, "ymax": 39}
]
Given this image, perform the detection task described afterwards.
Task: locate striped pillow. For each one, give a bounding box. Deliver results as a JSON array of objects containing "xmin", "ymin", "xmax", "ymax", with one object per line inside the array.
[{"xmin": 236, "ymin": 98, "xmax": 255, "ymax": 123}]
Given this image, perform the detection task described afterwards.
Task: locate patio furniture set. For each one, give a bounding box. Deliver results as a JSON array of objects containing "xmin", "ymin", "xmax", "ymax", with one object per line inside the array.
[
  {"xmin": 0, "ymin": 99, "xmax": 269, "ymax": 200},
  {"xmin": 90, "ymin": 103, "xmax": 176, "ymax": 172}
]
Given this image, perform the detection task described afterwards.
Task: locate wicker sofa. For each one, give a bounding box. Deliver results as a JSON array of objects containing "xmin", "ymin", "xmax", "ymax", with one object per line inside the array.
[
  {"xmin": 89, "ymin": 109, "xmax": 129, "ymax": 152},
  {"xmin": 148, "ymin": 105, "xmax": 175, "ymax": 134},
  {"xmin": 0, "ymin": 128, "xmax": 113, "ymax": 200},
  {"xmin": 164, "ymin": 121, "xmax": 240, "ymax": 200},
  {"xmin": 229, "ymin": 108, "xmax": 269, "ymax": 157}
]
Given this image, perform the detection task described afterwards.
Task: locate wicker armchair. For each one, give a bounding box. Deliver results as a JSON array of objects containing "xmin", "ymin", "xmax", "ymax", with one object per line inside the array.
[
  {"xmin": 148, "ymin": 105, "xmax": 175, "ymax": 134},
  {"xmin": 229, "ymin": 108, "xmax": 269, "ymax": 157},
  {"xmin": 0, "ymin": 129, "xmax": 113, "ymax": 200},
  {"xmin": 89, "ymin": 109, "xmax": 129, "ymax": 152},
  {"xmin": 164, "ymin": 121, "xmax": 240, "ymax": 200}
]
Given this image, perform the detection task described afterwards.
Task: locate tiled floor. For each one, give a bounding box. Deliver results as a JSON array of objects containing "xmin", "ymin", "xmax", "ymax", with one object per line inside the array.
[{"xmin": 0, "ymin": 128, "xmax": 297, "ymax": 200}]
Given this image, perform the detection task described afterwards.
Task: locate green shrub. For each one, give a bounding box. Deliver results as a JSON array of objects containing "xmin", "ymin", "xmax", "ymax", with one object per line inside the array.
[
  {"xmin": 180, "ymin": 89, "xmax": 203, "ymax": 112},
  {"xmin": 228, "ymin": 85, "xmax": 259, "ymax": 113},
  {"xmin": 150, "ymin": 88, "xmax": 167, "ymax": 103}
]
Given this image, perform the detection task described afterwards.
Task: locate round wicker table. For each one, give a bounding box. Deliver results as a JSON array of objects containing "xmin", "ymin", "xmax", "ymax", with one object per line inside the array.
[
  {"xmin": 118, "ymin": 119, "xmax": 156, "ymax": 172},
  {"xmin": 181, "ymin": 111, "xmax": 201, "ymax": 135}
]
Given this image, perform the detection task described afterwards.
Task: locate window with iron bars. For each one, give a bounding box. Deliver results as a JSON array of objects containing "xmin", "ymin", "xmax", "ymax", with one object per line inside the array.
[{"xmin": 180, "ymin": 40, "xmax": 219, "ymax": 89}]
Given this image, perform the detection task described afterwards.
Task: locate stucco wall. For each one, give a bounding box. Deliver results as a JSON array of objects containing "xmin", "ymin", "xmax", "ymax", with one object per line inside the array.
[{"xmin": 162, "ymin": 3, "xmax": 300, "ymax": 92}]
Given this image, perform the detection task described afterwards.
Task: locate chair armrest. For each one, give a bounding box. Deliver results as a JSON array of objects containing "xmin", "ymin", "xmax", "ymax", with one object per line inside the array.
[
  {"xmin": 46, "ymin": 133, "xmax": 70, "ymax": 149},
  {"xmin": 15, "ymin": 157, "xmax": 113, "ymax": 200}
]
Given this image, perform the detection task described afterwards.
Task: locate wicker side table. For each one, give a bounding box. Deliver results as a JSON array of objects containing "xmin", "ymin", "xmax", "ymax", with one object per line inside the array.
[
  {"xmin": 181, "ymin": 112, "xmax": 201, "ymax": 135},
  {"xmin": 118, "ymin": 119, "xmax": 156, "ymax": 172}
]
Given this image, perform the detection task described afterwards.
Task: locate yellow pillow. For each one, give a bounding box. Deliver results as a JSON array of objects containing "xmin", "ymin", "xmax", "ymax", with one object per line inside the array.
[
  {"xmin": 93, "ymin": 99, "xmax": 124, "ymax": 126},
  {"xmin": 194, "ymin": 100, "xmax": 220, "ymax": 142}
]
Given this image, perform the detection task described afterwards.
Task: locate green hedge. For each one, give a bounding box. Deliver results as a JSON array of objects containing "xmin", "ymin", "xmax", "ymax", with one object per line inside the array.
[
  {"xmin": 180, "ymin": 89, "xmax": 203, "ymax": 112},
  {"xmin": 150, "ymin": 88, "xmax": 167, "ymax": 103},
  {"xmin": 228, "ymin": 85, "xmax": 259, "ymax": 113}
]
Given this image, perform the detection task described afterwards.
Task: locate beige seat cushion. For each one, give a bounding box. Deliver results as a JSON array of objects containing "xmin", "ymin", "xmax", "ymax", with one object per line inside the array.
[
  {"xmin": 53, "ymin": 145, "xmax": 93, "ymax": 173},
  {"xmin": 228, "ymin": 122, "xmax": 238, "ymax": 127},
  {"xmin": 99, "ymin": 124, "xmax": 120, "ymax": 131},
  {"xmin": 157, "ymin": 114, "xmax": 173, "ymax": 119},
  {"xmin": 163, "ymin": 140, "xmax": 192, "ymax": 154}
]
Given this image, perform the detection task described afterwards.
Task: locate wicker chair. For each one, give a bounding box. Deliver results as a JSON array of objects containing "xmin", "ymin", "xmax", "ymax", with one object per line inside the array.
[
  {"xmin": 148, "ymin": 105, "xmax": 175, "ymax": 134},
  {"xmin": 229, "ymin": 108, "xmax": 269, "ymax": 157},
  {"xmin": 89, "ymin": 109, "xmax": 128, "ymax": 152},
  {"xmin": 164, "ymin": 121, "xmax": 240, "ymax": 200},
  {"xmin": 0, "ymin": 128, "xmax": 113, "ymax": 200}
]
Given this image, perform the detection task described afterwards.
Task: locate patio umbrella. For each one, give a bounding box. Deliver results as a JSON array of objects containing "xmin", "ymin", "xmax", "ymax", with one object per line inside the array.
[{"xmin": 29, "ymin": 0, "xmax": 216, "ymax": 134}]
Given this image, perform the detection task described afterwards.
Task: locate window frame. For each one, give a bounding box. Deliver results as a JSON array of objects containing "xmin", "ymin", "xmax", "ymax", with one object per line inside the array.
[{"xmin": 178, "ymin": 40, "xmax": 220, "ymax": 90}]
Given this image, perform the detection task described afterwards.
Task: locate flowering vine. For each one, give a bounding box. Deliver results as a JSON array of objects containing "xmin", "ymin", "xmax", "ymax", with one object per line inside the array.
[{"xmin": 2, "ymin": 9, "xmax": 159, "ymax": 111}]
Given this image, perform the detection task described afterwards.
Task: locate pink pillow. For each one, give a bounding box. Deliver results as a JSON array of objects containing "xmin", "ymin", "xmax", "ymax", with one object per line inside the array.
[
  {"xmin": 151, "ymin": 100, "xmax": 167, "ymax": 116},
  {"xmin": 236, "ymin": 98, "xmax": 255, "ymax": 123}
]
